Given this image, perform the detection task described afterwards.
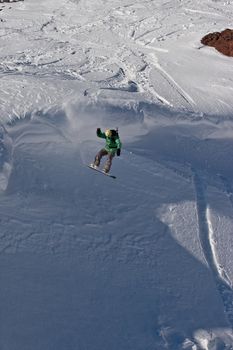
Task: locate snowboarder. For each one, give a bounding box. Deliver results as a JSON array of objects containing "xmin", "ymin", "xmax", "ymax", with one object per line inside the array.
[{"xmin": 91, "ymin": 128, "xmax": 122, "ymax": 173}]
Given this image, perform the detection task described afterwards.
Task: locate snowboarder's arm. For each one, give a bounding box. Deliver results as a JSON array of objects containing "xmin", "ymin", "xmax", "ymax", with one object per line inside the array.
[
  {"xmin": 116, "ymin": 137, "xmax": 122, "ymax": 156},
  {"xmin": 96, "ymin": 128, "xmax": 106, "ymax": 139},
  {"xmin": 116, "ymin": 137, "xmax": 122, "ymax": 149}
]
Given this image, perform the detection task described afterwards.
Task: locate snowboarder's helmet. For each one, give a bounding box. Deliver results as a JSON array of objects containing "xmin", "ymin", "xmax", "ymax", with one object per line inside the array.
[{"xmin": 105, "ymin": 129, "xmax": 112, "ymax": 137}]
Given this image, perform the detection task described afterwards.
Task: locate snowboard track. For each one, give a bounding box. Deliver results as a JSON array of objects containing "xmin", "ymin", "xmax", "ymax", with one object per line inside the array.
[{"xmin": 193, "ymin": 169, "xmax": 233, "ymax": 327}]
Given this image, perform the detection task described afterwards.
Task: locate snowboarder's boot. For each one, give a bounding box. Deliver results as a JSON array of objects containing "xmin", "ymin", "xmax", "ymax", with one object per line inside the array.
[{"xmin": 90, "ymin": 163, "xmax": 98, "ymax": 169}]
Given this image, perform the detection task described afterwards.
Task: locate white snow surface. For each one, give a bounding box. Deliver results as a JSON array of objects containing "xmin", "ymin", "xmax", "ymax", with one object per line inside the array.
[{"xmin": 1, "ymin": 0, "xmax": 233, "ymax": 349}]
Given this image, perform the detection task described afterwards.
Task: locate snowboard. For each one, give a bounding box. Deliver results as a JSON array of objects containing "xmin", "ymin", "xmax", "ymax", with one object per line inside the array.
[{"xmin": 88, "ymin": 165, "xmax": 116, "ymax": 179}]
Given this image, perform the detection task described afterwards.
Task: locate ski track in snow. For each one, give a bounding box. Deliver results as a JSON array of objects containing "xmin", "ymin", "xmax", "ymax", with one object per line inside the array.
[
  {"xmin": 0, "ymin": 0, "xmax": 221, "ymax": 113},
  {"xmin": 0, "ymin": 0, "xmax": 232, "ymax": 117},
  {"xmin": 157, "ymin": 158, "xmax": 233, "ymax": 329},
  {"xmin": 193, "ymin": 169, "xmax": 233, "ymax": 327}
]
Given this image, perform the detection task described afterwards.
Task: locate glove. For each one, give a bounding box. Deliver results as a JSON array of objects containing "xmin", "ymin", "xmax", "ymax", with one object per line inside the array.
[
  {"xmin": 117, "ymin": 149, "xmax": 121, "ymax": 156},
  {"xmin": 97, "ymin": 128, "xmax": 101, "ymax": 135}
]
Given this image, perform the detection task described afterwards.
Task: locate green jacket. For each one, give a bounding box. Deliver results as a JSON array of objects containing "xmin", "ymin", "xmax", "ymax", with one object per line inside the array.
[{"xmin": 97, "ymin": 129, "xmax": 122, "ymax": 153}]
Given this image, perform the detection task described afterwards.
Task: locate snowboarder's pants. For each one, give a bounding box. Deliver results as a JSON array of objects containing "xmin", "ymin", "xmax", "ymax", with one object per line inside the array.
[{"xmin": 94, "ymin": 148, "xmax": 115, "ymax": 173}]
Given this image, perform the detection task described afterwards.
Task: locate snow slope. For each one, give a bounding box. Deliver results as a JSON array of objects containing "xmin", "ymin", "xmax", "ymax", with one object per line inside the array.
[{"xmin": 1, "ymin": 0, "xmax": 233, "ymax": 349}]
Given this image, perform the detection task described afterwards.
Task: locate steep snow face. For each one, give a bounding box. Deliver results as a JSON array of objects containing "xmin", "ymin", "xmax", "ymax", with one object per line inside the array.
[
  {"xmin": 2, "ymin": 111, "xmax": 233, "ymax": 350},
  {"xmin": 1, "ymin": 0, "xmax": 233, "ymax": 350}
]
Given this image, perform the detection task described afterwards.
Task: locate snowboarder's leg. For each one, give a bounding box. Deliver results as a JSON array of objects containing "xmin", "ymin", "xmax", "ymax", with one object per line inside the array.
[
  {"xmin": 94, "ymin": 148, "xmax": 108, "ymax": 167},
  {"xmin": 103, "ymin": 152, "xmax": 115, "ymax": 173}
]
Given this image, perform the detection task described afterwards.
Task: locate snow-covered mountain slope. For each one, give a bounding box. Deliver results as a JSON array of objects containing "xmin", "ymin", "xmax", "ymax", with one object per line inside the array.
[{"xmin": 1, "ymin": 0, "xmax": 233, "ymax": 349}]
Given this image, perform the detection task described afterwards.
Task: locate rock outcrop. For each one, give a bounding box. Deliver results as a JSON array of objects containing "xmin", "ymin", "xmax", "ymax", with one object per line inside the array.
[{"xmin": 201, "ymin": 28, "xmax": 233, "ymax": 57}]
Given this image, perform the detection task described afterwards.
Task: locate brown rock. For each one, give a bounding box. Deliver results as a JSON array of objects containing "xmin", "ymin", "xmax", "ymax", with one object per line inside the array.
[{"xmin": 201, "ymin": 28, "xmax": 233, "ymax": 57}]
